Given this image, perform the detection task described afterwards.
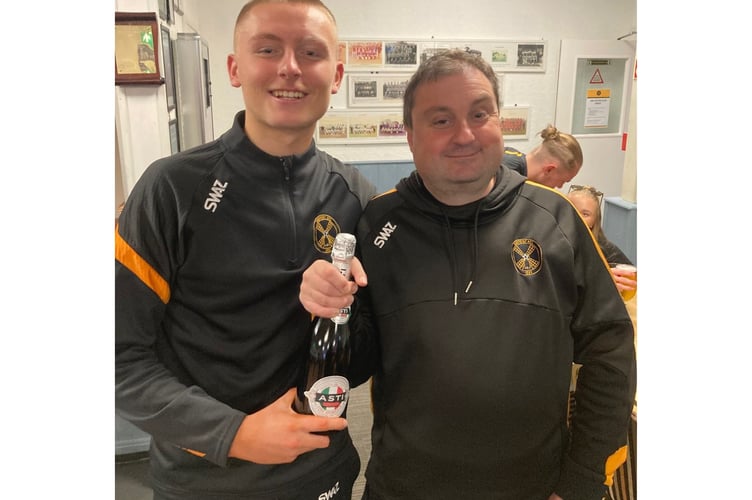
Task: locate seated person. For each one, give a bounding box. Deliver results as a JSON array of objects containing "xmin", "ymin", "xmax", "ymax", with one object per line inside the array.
[
  {"xmin": 567, "ymin": 184, "xmax": 636, "ymax": 294},
  {"xmin": 502, "ymin": 124, "xmax": 583, "ymax": 188}
]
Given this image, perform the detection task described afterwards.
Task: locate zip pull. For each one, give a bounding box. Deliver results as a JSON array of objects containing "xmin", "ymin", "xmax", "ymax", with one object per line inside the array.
[
  {"xmin": 453, "ymin": 292, "xmax": 458, "ymax": 306},
  {"xmin": 464, "ymin": 281, "xmax": 473, "ymax": 293},
  {"xmin": 280, "ymin": 156, "xmax": 292, "ymax": 180}
]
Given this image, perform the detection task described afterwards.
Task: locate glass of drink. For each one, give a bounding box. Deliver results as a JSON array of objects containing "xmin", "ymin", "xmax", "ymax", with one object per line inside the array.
[{"xmin": 613, "ymin": 264, "xmax": 637, "ymax": 301}]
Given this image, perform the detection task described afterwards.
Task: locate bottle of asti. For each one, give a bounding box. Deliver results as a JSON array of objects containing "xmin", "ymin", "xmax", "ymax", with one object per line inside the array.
[{"xmin": 294, "ymin": 232, "xmax": 356, "ymax": 417}]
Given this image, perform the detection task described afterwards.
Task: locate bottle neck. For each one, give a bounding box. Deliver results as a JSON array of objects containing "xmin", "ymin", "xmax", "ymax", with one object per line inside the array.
[
  {"xmin": 331, "ymin": 258, "xmax": 351, "ymax": 278},
  {"xmin": 332, "ymin": 306, "xmax": 350, "ymax": 325}
]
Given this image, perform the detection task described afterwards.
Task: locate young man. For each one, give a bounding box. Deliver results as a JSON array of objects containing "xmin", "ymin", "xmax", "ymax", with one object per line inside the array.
[
  {"xmin": 115, "ymin": 1, "xmax": 376, "ymax": 499},
  {"xmin": 301, "ymin": 49, "xmax": 636, "ymax": 500},
  {"xmin": 502, "ymin": 125, "xmax": 583, "ymax": 188}
]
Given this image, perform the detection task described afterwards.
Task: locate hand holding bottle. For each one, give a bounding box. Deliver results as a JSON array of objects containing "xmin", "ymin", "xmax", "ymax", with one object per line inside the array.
[
  {"xmin": 299, "ymin": 255, "xmax": 368, "ymax": 318},
  {"xmin": 295, "ymin": 233, "xmax": 358, "ymax": 417},
  {"xmin": 228, "ymin": 388, "xmax": 348, "ymax": 464}
]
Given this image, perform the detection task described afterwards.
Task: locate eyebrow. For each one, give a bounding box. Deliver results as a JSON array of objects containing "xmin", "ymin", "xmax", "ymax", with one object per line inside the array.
[
  {"xmin": 420, "ymin": 94, "xmax": 496, "ymax": 117},
  {"xmin": 247, "ymin": 32, "xmax": 283, "ymax": 43},
  {"xmin": 248, "ymin": 32, "xmax": 331, "ymax": 43}
]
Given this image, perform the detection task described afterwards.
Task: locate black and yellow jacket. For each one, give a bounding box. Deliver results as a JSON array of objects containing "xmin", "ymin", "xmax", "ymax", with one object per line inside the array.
[
  {"xmin": 115, "ymin": 111, "xmax": 375, "ymax": 498},
  {"xmin": 350, "ymin": 167, "xmax": 636, "ymax": 500},
  {"xmin": 501, "ymin": 146, "xmax": 527, "ymax": 176}
]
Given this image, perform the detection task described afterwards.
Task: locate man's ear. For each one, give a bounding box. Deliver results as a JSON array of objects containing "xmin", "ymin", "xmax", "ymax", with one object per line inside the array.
[
  {"xmin": 227, "ymin": 54, "xmax": 241, "ymax": 88},
  {"xmin": 331, "ymin": 61, "xmax": 345, "ymax": 94}
]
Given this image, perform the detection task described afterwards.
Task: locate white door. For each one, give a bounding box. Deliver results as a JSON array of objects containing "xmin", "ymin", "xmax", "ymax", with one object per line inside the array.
[{"xmin": 556, "ymin": 40, "xmax": 636, "ymax": 198}]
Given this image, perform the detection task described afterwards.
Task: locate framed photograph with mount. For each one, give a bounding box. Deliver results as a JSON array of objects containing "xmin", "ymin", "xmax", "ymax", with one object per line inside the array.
[
  {"xmin": 317, "ymin": 109, "xmax": 407, "ymax": 144},
  {"xmin": 115, "ymin": 12, "xmax": 162, "ymax": 85},
  {"xmin": 500, "ymin": 105, "xmax": 530, "ymax": 140},
  {"xmin": 347, "ymin": 73, "xmax": 411, "ymax": 108}
]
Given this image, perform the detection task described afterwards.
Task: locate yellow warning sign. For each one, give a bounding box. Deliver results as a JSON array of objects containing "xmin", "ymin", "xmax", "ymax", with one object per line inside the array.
[{"xmin": 587, "ymin": 89, "xmax": 610, "ymax": 98}]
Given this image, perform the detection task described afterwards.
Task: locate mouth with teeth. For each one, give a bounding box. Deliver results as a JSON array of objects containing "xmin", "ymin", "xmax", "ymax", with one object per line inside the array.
[{"xmin": 271, "ymin": 90, "xmax": 306, "ymax": 100}]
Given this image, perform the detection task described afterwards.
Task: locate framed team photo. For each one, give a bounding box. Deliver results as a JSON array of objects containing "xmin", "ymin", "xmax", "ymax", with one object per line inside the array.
[
  {"xmin": 500, "ymin": 105, "xmax": 530, "ymax": 140},
  {"xmin": 348, "ymin": 74, "xmax": 411, "ymax": 108}
]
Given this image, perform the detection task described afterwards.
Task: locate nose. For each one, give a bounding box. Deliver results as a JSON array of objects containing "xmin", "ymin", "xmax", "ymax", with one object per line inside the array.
[
  {"xmin": 453, "ymin": 119, "xmax": 476, "ymax": 144},
  {"xmin": 279, "ymin": 50, "xmax": 302, "ymax": 78}
]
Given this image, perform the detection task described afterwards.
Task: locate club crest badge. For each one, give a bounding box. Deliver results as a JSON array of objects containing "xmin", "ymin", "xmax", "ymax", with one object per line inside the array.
[
  {"xmin": 511, "ymin": 238, "xmax": 542, "ymax": 276},
  {"xmin": 313, "ymin": 214, "xmax": 341, "ymax": 253}
]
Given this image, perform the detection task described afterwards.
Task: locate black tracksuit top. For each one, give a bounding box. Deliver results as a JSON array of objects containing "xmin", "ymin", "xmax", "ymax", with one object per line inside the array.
[
  {"xmin": 349, "ymin": 168, "xmax": 636, "ymax": 500},
  {"xmin": 115, "ymin": 111, "xmax": 376, "ymax": 497}
]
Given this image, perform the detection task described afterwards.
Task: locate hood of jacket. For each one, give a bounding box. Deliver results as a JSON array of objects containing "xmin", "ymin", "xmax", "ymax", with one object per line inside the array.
[
  {"xmin": 395, "ymin": 166, "xmax": 526, "ymax": 223},
  {"xmin": 394, "ymin": 166, "xmax": 527, "ymax": 304}
]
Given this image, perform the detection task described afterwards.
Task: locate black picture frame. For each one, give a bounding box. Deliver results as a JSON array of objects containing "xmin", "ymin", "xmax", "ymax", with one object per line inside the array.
[
  {"xmin": 160, "ymin": 26, "xmax": 176, "ymax": 110},
  {"xmin": 168, "ymin": 119, "xmax": 180, "ymax": 154},
  {"xmin": 158, "ymin": 0, "xmax": 172, "ymax": 24}
]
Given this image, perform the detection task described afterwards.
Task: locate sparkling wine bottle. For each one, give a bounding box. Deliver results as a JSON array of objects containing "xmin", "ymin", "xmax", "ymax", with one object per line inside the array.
[{"xmin": 294, "ymin": 232, "xmax": 356, "ymax": 417}]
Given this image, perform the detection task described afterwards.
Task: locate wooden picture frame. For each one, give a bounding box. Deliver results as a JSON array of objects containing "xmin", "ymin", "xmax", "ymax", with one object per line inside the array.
[{"xmin": 115, "ymin": 12, "xmax": 162, "ymax": 85}]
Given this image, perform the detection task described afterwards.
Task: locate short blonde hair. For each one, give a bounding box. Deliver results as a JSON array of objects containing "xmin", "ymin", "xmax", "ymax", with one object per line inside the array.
[
  {"xmin": 233, "ymin": 0, "xmax": 337, "ymax": 48},
  {"xmin": 533, "ymin": 124, "xmax": 583, "ymax": 174}
]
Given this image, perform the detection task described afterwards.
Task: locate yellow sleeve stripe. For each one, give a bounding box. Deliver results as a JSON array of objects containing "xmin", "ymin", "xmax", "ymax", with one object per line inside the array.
[
  {"xmin": 181, "ymin": 447, "xmax": 207, "ymax": 458},
  {"xmin": 372, "ymin": 187, "xmax": 397, "ymax": 200},
  {"xmin": 115, "ymin": 225, "xmax": 171, "ymax": 304},
  {"xmin": 603, "ymin": 445, "xmax": 628, "ymax": 486}
]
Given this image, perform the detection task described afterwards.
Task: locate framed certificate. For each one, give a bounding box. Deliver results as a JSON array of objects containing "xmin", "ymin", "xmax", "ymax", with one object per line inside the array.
[{"xmin": 115, "ymin": 12, "xmax": 162, "ymax": 85}]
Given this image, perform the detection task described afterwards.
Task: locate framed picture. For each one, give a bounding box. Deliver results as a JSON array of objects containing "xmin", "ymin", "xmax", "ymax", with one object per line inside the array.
[
  {"xmin": 515, "ymin": 43, "xmax": 546, "ymax": 71},
  {"xmin": 160, "ymin": 26, "xmax": 176, "ymax": 110},
  {"xmin": 317, "ymin": 110, "xmax": 407, "ymax": 144},
  {"xmin": 500, "ymin": 105, "xmax": 530, "ymax": 140},
  {"xmin": 168, "ymin": 118, "xmax": 180, "ymax": 154},
  {"xmin": 490, "ymin": 42, "xmax": 517, "ymax": 69},
  {"xmin": 115, "ymin": 12, "xmax": 162, "ymax": 85},
  {"xmin": 383, "ymin": 41, "xmax": 418, "ymax": 68},
  {"xmin": 347, "ymin": 41, "xmax": 384, "ymax": 67},
  {"xmin": 341, "ymin": 38, "xmax": 546, "ymax": 73},
  {"xmin": 348, "ymin": 73, "xmax": 411, "ymax": 108},
  {"xmin": 158, "ymin": 0, "xmax": 173, "ymax": 23}
]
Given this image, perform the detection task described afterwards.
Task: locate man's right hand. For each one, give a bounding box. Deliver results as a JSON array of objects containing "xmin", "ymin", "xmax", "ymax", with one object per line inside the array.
[
  {"xmin": 228, "ymin": 388, "xmax": 348, "ymax": 464},
  {"xmin": 299, "ymin": 257, "xmax": 368, "ymax": 318}
]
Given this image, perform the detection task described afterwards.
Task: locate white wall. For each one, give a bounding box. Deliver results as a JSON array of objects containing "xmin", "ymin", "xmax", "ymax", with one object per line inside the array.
[
  {"xmin": 114, "ymin": 0, "xmax": 203, "ymax": 201},
  {"xmin": 198, "ymin": 0, "xmax": 636, "ymax": 163},
  {"xmin": 116, "ymin": 0, "xmax": 636, "ymax": 200}
]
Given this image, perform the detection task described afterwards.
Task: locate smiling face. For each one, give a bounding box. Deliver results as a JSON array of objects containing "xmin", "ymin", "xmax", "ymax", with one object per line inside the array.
[
  {"xmin": 406, "ymin": 67, "xmax": 503, "ymax": 206},
  {"xmin": 227, "ymin": 2, "xmax": 343, "ymax": 154},
  {"xmin": 568, "ymin": 190, "xmax": 598, "ymax": 230}
]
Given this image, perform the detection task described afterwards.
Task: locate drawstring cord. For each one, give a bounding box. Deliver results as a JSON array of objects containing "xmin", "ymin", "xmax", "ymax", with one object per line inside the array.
[
  {"xmin": 439, "ymin": 209, "xmax": 460, "ymax": 306},
  {"xmin": 465, "ymin": 203, "xmax": 481, "ymax": 294},
  {"xmin": 441, "ymin": 203, "xmax": 482, "ymax": 306}
]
